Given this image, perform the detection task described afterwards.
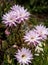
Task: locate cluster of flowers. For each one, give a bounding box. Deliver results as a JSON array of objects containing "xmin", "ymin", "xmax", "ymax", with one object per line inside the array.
[
  {"xmin": 2, "ymin": 5, "xmax": 30, "ymax": 27},
  {"xmin": 15, "ymin": 24, "xmax": 48, "ymax": 65},
  {"xmin": 2, "ymin": 5, "xmax": 48, "ymax": 65},
  {"xmin": 24, "ymin": 24, "xmax": 48, "ymax": 46}
]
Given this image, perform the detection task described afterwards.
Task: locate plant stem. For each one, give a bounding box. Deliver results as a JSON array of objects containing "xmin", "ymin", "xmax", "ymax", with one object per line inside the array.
[{"xmin": 0, "ymin": 39, "xmax": 2, "ymax": 49}]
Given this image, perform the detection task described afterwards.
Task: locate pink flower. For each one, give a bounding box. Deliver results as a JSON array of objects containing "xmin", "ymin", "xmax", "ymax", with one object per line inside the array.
[
  {"xmin": 34, "ymin": 24, "xmax": 48, "ymax": 40},
  {"xmin": 15, "ymin": 47, "xmax": 33, "ymax": 65},
  {"xmin": 23, "ymin": 30, "xmax": 41, "ymax": 46},
  {"xmin": 2, "ymin": 11, "xmax": 17, "ymax": 27},
  {"xmin": 11, "ymin": 5, "xmax": 30, "ymax": 23}
]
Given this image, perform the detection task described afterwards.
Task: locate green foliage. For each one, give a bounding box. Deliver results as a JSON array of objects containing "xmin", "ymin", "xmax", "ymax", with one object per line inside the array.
[{"xmin": 15, "ymin": 0, "xmax": 48, "ymax": 14}]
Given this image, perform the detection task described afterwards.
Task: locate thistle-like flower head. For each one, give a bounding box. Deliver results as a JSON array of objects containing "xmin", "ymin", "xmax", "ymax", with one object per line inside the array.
[{"xmin": 15, "ymin": 47, "xmax": 33, "ymax": 65}]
